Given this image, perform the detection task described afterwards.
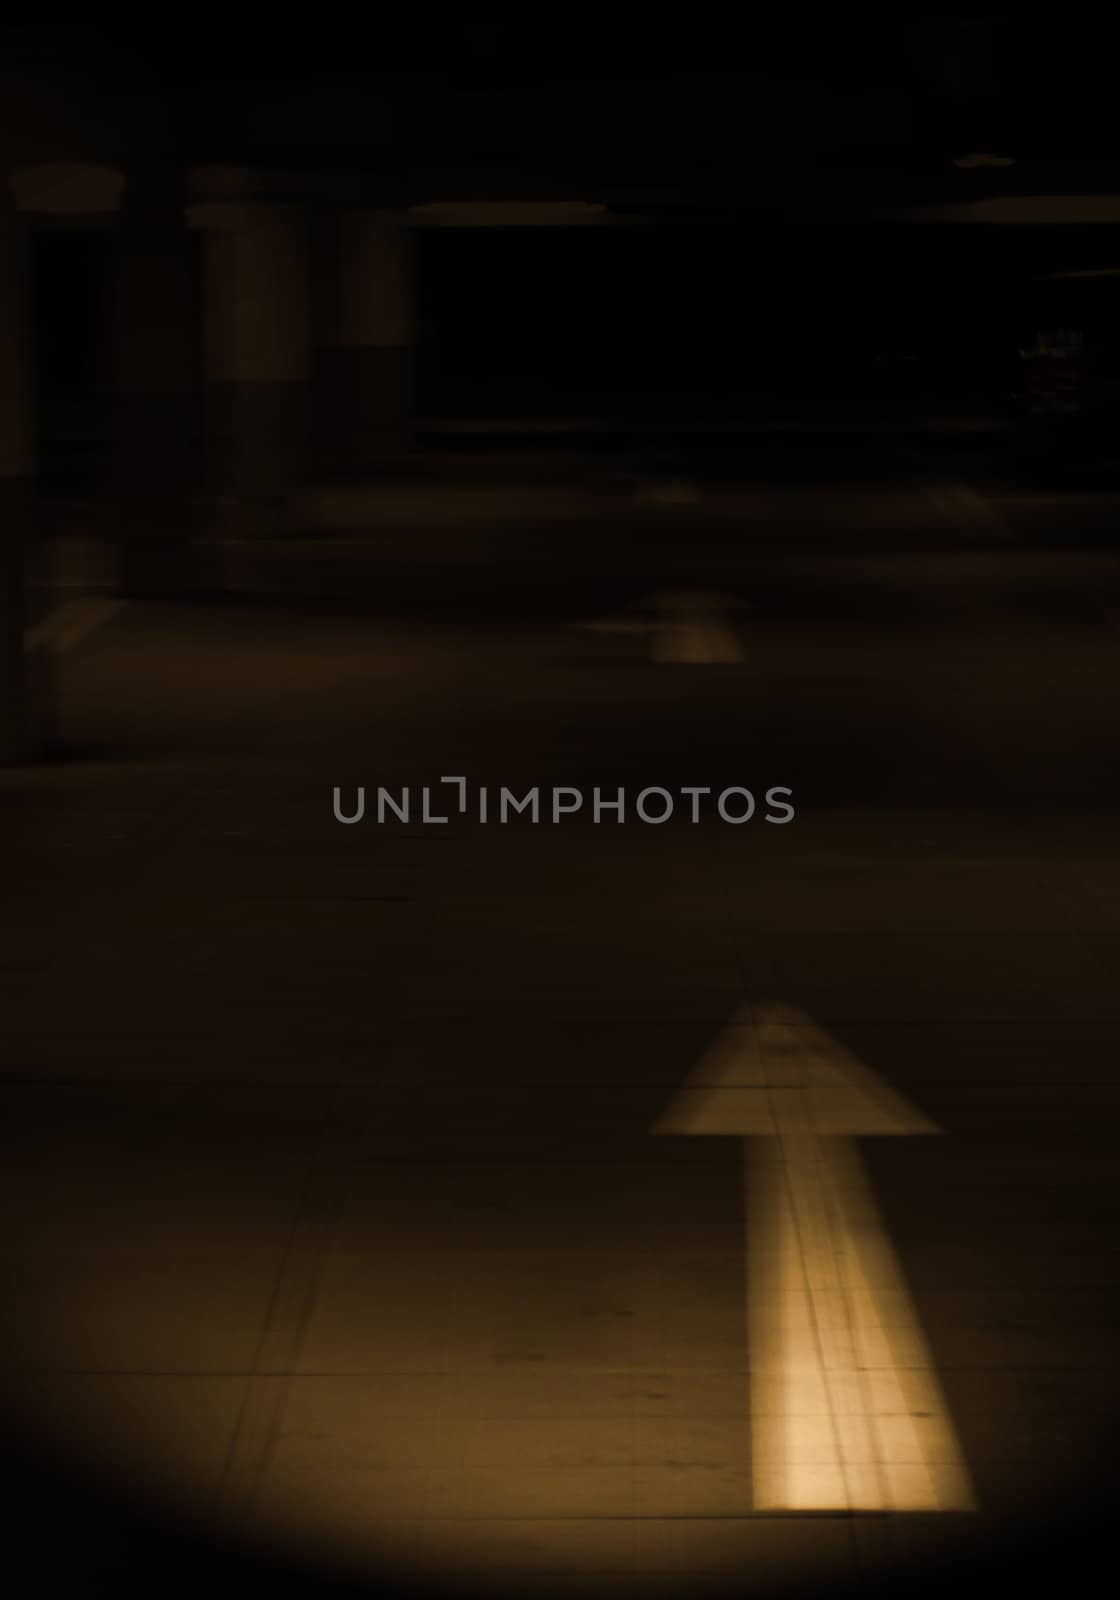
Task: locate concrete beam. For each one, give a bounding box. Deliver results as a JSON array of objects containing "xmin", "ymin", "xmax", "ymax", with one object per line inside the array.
[{"xmin": 9, "ymin": 163, "xmax": 124, "ymax": 229}]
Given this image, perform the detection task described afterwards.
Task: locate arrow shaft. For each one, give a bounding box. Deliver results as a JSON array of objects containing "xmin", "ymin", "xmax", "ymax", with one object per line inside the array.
[{"xmin": 748, "ymin": 1134, "xmax": 975, "ymax": 1512}]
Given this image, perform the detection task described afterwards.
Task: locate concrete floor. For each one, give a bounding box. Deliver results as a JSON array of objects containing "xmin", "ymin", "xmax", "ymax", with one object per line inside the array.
[{"xmin": 4, "ymin": 467, "xmax": 1120, "ymax": 1595}]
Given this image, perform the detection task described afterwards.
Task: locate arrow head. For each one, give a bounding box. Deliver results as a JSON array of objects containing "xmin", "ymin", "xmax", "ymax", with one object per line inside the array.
[{"xmin": 653, "ymin": 1004, "xmax": 940, "ymax": 1137}]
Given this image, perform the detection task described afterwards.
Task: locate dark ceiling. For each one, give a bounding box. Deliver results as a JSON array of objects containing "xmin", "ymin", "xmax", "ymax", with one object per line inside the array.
[{"xmin": 3, "ymin": 13, "xmax": 1120, "ymax": 211}]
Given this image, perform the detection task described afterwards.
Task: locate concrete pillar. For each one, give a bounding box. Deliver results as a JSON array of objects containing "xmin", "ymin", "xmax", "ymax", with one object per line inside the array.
[
  {"xmin": 0, "ymin": 187, "xmax": 42, "ymax": 762},
  {"xmin": 194, "ymin": 195, "xmax": 311, "ymax": 535},
  {"xmin": 112, "ymin": 169, "xmax": 202, "ymax": 595},
  {"xmin": 5, "ymin": 163, "xmax": 128, "ymax": 759},
  {"xmin": 317, "ymin": 209, "xmax": 416, "ymax": 474}
]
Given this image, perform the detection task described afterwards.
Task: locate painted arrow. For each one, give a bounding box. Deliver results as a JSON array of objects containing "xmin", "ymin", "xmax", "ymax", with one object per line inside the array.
[
  {"xmin": 647, "ymin": 589, "xmax": 744, "ymax": 664},
  {"xmin": 577, "ymin": 589, "xmax": 744, "ymax": 664},
  {"xmin": 653, "ymin": 1003, "xmax": 976, "ymax": 1513},
  {"xmin": 632, "ymin": 476, "xmax": 700, "ymax": 506}
]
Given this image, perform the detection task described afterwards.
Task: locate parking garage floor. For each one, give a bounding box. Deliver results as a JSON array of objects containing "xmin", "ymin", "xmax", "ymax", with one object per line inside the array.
[{"xmin": 4, "ymin": 469, "xmax": 1120, "ymax": 1595}]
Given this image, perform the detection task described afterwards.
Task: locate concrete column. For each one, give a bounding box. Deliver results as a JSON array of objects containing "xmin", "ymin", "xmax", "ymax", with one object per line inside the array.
[
  {"xmin": 112, "ymin": 169, "xmax": 202, "ymax": 595},
  {"xmin": 4, "ymin": 163, "xmax": 128, "ymax": 759},
  {"xmin": 195, "ymin": 196, "xmax": 311, "ymax": 535},
  {"xmin": 318, "ymin": 209, "xmax": 416, "ymax": 474},
  {"xmin": 0, "ymin": 187, "xmax": 42, "ymax": 762}
]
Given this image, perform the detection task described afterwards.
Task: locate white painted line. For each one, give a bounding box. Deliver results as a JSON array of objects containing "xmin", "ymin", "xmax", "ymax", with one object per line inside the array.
[
  {"xmin": 655, "ymin": 1004, "xmax": 976, "ymax": 1514},
  {"xmin": 25, "ymin": 598, "xmax": 123, "ymax": 654}
]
